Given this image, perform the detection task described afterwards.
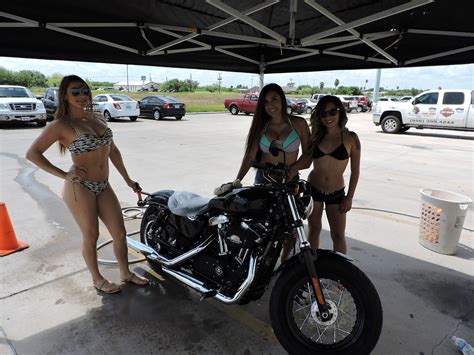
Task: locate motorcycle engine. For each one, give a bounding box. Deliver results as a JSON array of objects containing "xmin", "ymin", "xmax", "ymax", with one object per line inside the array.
[{"xmin": 191, "ymin": 217, "xmax": 267, "ymax": 289}]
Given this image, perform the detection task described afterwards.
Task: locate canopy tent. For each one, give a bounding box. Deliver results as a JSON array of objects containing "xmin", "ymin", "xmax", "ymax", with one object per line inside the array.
[{"xmin": 0, "ymin": 0, "xmax": 473, "ymax": 78}]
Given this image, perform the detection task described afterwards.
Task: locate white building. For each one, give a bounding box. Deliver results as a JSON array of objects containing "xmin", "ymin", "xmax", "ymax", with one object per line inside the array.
[{"xmin": 113, "ymin": 80, "xmax": 160, "ymax": 92}]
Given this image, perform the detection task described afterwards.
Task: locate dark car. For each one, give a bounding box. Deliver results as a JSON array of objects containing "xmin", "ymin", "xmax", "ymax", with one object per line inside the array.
[
  {"xmin": 286, "ymin": 98, "xmax": 306, "ymax": 115},
  {"xmin": 138, "ymin": 95, "xmax": 186, "ymax": 120},
  {"xmin": 43, "ymin": 87, "xmax": 59, "ymax": 120}
]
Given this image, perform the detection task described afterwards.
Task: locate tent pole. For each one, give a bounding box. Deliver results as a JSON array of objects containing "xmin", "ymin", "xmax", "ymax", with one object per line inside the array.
[
  {"xmin": 373, "ymin": 68, "xmax": 381, "ymax": 102},
  {"xmin": 259, "ymin": 55, "xmax": 265, "ymax": 91}
]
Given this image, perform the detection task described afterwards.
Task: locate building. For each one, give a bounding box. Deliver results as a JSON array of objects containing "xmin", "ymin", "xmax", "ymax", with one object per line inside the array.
[{"xmin": 113, "ymin": 80, "xmax": 160, "ymax": 92}]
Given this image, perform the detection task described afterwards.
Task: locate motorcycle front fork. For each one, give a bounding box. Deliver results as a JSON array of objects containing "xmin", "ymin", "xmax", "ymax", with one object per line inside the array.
[{"xmin": 286, "ymin": 194, "xmax": 331, "ymax": 321}]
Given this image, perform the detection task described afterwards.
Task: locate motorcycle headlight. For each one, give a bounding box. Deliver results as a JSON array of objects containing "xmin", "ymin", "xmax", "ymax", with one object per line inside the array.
[
  {"xmin": 303, "ymin": 197, "xmax": 314, "ymax": 219},
  {"xmin": 296, "ymin": 180, "xmax": 314, "ymax": 219}
]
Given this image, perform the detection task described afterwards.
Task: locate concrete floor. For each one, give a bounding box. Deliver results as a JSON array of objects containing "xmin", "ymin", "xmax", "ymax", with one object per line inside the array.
[{"xmin": 1, "ymin": 111, "xmax": 473, "ymax": 354}]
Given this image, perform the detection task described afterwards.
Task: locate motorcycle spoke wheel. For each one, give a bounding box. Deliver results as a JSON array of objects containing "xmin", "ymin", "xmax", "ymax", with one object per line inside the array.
[{"xmin": 292, "ymin": 278, "xmax": 357, "ymax": 345}]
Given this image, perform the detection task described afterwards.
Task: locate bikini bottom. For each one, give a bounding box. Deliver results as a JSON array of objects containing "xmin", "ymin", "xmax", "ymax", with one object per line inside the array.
[
  {"xmin": 311, "ymin": 187, "xmax": 345, "ymax": 205},
  {"xmin": 71, "ymin": 178, "xmax": 109, "ymax": 200}
]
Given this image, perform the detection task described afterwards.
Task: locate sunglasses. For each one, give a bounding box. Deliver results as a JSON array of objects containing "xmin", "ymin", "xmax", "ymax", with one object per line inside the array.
[
  {"xmin": 320, "ymin": 107, "xmax": 340, "ymax": 118},
  {"xmin": 70, "ymin": 88, "xmax": 90, "ymax": 96}
]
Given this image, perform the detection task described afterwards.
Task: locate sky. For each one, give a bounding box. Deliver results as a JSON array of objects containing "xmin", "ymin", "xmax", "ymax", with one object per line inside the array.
[{"xmin": 1, "ymin": 56, "xmax": 472, "ymax": 90}]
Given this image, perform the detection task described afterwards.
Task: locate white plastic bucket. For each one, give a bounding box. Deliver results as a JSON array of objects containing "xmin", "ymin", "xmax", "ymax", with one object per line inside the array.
[{"xmin": 419, "ymin": 188, "xmax": 472, "ymax": 255}]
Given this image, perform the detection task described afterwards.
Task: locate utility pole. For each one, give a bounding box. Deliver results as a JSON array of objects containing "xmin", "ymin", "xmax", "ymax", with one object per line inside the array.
[
  {"xmin": 217, "ymin": 73, "xmax": 222, "ymax": 94},
  {"xmin": 126, "ymin": 64, "xmax": 129, "ymax": 91}
]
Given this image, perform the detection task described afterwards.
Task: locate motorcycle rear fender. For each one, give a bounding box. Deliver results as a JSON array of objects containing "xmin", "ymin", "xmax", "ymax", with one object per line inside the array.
[{"xmin": 274, "ymin": 248, "xmax": 353, "ymax": 275}]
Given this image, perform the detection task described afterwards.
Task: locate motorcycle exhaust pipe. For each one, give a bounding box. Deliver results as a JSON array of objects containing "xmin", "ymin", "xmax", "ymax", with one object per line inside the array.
[
  {"xmin": 161, "ymin": 254, "xmax": 257, "ymax": 304},
  {"xmin": 126, "ymin": 236, "xmax": 213, "ymax": 267}
]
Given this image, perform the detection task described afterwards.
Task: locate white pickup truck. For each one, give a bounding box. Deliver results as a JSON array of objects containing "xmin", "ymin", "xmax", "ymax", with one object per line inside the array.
[
  {"xmin": 373, "ymin": 89, "xmax": 473, "ymax": 133},
  {"xmin": 0, "ymin": 85, "xmax": 47, "ymax": 127}
]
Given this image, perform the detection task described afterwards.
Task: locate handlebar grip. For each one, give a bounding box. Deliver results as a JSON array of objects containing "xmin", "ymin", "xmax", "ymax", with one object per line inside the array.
[
  {"xmin": 135, "ymin": 183, "xmax": 144, "ymax": 206},
  {"xmin": 250, "ymin": 161, "xmax": 269, "ymax": 170}
]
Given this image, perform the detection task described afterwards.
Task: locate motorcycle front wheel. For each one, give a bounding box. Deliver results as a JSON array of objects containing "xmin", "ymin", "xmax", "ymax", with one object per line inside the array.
[{"xmin": 270, "ymin": 255, "xmax": 382, "ymax": 355}]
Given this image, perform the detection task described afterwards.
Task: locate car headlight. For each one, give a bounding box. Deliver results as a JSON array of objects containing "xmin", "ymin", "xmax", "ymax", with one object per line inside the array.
[
  {"xmin": 36, "ymin": 102, "xmax": 44, "ymax": 109},
  {"xmin": 0, "ymin": 103, "xmax": 8, "ymax": 109}
]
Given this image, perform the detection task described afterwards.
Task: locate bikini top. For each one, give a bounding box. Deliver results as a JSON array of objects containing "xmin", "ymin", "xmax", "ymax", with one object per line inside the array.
[
  {"xmin": 259, "ymin": 119, "xmax": 301, "ymax": 154},
  {"xmin": 313, "ymin": 130, "xmax": 349, "ymax": 160},
  {"xmin": 68, "ymin": 119, "xmax": 113, "ymax": 155}
]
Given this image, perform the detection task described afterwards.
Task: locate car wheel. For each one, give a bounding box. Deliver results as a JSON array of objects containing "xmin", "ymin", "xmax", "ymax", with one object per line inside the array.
[
  {"xmin": 356, "ymin": 106, "xmax": 363, "ymax": 113},
  {"xmin": 245, "ymin": 112, "xmax": 251, "ymax": 115},
  {"xmin": 230, "ymin": 105, "xmax": 239, "ymax": 115},
  {"xmin": 381, "ymin": 115, "xmax": 402, "ymax": 133},
  {"xmin": 175, "ymin": 115, "xmax": 183, "ymax": 120},
  {"xmin": 346, "ymin": 109, "xmax": 352, "ymax": 113},
  {"xmin": 130, "ymin": 116, "xmax": 138, "ymax": 121},
  {"xmin": 103, "ymin": 110, "xmax": 114, "ymax": 122},
  {"xmin": 286, "ymin": 107, "xmax": 293, "ymax": 115},
  {"xmin": 37, "ymin": 121, "xmax": 46, "ymax": 127},
  {"xmin": 305, "ymin": 107, "xmax": 312, "ymax": 114},
  {"xmin": 153, "ymin": 110, "xmax": 162, "ymax": 120}
]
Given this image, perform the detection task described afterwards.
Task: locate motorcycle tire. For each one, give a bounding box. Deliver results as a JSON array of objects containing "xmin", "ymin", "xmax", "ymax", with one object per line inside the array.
[
  {"xmin": 140, "ymin": 205, "xmax": 165, "ymax": 271},
  {"xmin": 270, "ymin": 256, "xmax": 382, "ymax": 355}
]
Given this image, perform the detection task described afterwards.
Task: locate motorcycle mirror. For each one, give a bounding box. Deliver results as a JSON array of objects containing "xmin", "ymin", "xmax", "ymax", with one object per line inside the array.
[{"xmin": 269, "ymin": 140, "xmax": 283, "ymax": 157}]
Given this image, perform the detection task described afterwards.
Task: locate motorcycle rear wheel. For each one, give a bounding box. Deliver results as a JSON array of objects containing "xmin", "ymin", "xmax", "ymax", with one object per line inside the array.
[
  {"xmin": 270, "ymin": 256, "xmax": 382, "ymax": 355},
  {"xmin": 140, "ymin": 205, "xmax": 165, "ymax": 271}
]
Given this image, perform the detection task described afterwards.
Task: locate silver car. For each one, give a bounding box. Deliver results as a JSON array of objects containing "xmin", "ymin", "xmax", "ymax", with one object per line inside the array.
[{"xmin": 92, "ymin": 94, "xmax": 140, "ymax": 121}]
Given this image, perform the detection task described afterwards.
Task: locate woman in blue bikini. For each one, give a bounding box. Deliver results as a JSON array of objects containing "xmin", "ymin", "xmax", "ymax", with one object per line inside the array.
[
  {"xmin": 235, "ymin": 83, "xmax": 311, "ymax": 261},
  {"xmin": 290, "ymin": 95, "xmax": 361, "ymax": 254},
  {"xmin": 26, "ymin": 75, "xmax": 148, "ymax": 294}
]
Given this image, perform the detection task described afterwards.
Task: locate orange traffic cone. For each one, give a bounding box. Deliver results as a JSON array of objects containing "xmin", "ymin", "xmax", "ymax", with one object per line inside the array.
[{"xmin": 0, "ymin": 202, "xmax": 29, "ymax": 256}]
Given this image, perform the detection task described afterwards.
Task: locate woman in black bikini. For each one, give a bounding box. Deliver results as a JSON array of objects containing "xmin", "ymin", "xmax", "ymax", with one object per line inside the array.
[
  {"xmin": 26, "ymin": 75, "xmax": 148, "ymax": 294},
  {"xmin": 290, "ymin": 95, "xmax": 361, "ymax": 254}
]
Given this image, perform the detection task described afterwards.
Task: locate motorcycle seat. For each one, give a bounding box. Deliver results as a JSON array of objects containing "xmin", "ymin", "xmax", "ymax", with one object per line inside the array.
[{"xmin": 168, "ymin": 191, "xmax": 211, "ymax": 217}]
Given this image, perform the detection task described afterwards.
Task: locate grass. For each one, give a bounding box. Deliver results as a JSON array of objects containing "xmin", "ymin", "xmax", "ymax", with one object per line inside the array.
[{"xmin": 31, "ymin": 88, "xmax": 311, "ymax": 113}]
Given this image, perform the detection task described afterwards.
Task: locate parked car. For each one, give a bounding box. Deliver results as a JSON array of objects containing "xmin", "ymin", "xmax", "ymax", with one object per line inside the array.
[
  {"xmin": 138, "ymin": 95, "xmax": 186, "ymax": 120},
  {"xmin": 224, "ymin": 94, "xmax": 258, "ymax": 115},
  {"xmin": 43, "ymin": 87, "xmax": 59, "ymax": 120},
  {"xmin": 137, "ymin": 87, "xmax": 149, "ymax": 92},
  {"xmin": 0, "ymin": 85, "xmax": 47, "ymax": 127},
  {"xmin": 311, "ymin": 93, "xmax": 326, "ymax": 102},
  {"xmin": 355, "ymin": 95, "xmax": 370, "ymax": 112},
  {"xmin": 373, "ymin": 89, "xmax": 474, "ymax": 133},
  {"xmin": 92, "ymin": 94, "xmax": 139, "ymax": 121},
  {"xmin": 286, "ymin": 98, "xmax": 306, "ymax": 115},
  {"xmin": 400, "ymin": 96, "xmax": 413, "ymax": 102},
  {"xmin": 377, "ymin": 97, "xmax": 399, "ymax": 102},
  {"xmin": 335, "ymin": 95, "xmax": 358, "ymax": 113},
  {"xmin": 295, "ymin": 98, "xmax": 318, "ymax": 114}
]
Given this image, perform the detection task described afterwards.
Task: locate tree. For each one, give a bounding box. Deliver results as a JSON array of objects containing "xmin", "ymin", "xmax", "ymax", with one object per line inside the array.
[
  {"xmin": 47, "ymin": 73, "xmax": 64, "ymax": 87},
  {"xmin": 320, "ymin": 81, "xmax": 324, "ymax": 90},
  {"xmin": 334, "ymin": 78, "xmax": 340, "ymax": 89},
  {"xmin": 0, "ymin": 67, "xmax": 14, "ymax": 85}
]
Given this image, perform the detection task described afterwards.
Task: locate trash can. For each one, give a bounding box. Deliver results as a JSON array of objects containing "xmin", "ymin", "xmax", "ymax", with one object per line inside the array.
[{"xmin": 419, "ymin": 188, "xmax": 472, "ymax": 255}]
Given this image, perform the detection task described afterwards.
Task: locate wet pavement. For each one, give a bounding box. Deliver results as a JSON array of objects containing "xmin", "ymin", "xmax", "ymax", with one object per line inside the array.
[{"xmin": 1, "ymin": 112, "xmax": 473, "ymax": 354}]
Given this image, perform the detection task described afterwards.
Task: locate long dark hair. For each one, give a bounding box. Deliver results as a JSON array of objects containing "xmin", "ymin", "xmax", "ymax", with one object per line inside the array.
[
  {"xmin": 244, "ymin": 83, "xmax": 288, "ymax": 160},
  {"xmin": 55, "ymin": 75, "xmax": 93, "ymax": 155},
  {"xmin": 310, "ymin": 95, "xmax": 348, "ymax": 145}
]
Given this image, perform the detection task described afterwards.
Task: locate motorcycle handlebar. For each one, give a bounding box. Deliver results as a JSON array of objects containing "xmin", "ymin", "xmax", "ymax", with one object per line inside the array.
[{"xmin": 250, "ymin": 161, "xmax": 288, "ymax": 174}]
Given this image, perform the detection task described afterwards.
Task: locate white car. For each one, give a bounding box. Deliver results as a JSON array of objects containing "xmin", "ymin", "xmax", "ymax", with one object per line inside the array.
[
  {"xmin": 377, "ymin": 97, "xmax": 399, "ymax": 102},
  {"xmin": 296, "ymin": 98, "xmax": 318, "ymax": 114},
  {"xmin": 92, "ymin": 94, "xmax": 139, "ymax": 121},
  {"xmin": 400, "ymin": 96, "xmax": 413, "ymax": 102},
  {"xmin": 0, "ymin": 85, "xmax": 47, "ymax": 127}
]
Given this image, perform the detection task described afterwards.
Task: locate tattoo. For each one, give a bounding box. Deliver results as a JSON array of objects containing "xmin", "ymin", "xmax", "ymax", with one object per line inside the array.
[{"xmin": 350, "ymin": 131, "xmax": 361, "ymax": 150}]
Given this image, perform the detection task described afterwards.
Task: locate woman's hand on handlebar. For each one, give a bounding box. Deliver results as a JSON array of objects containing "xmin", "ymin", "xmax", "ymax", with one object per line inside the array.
[{"xmin": 125, "ymin": 178, "xmax": 142, "ymax": 192}]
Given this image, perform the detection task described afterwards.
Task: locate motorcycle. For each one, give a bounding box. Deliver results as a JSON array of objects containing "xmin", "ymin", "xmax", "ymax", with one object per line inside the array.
[{"xmin": 128, "ymin": 144, "xmax": 383, "ymax": 354}]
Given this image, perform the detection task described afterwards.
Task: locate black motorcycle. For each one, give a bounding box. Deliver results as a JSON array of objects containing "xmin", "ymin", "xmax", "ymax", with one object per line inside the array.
[{"xmin": 129, "ymin": 150, "xmax": 383, "ymax": 354}]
